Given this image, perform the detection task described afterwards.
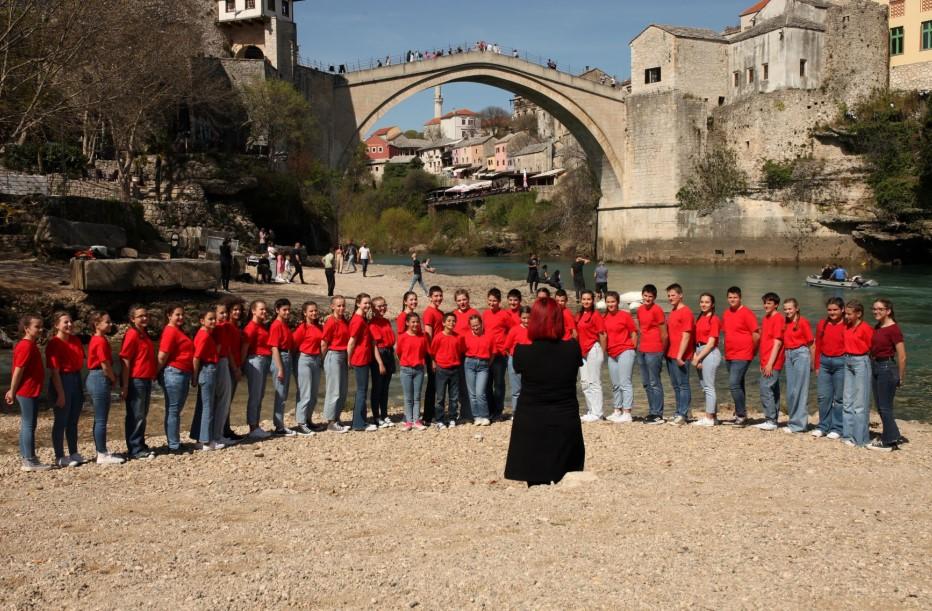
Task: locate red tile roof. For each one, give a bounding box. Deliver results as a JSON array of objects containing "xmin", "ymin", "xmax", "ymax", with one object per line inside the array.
[
  {"xmin": 424, "ymin": 117, "xmax": 441, "ymax": 125},
  {"xmin": 371, "ymin": 127, "xmax": 392, "ymax": 136},
  {"xmin": 442, "ymin": 108, "xmax": 477, "ymax": 118},
  {"xmin": 740, "ymin": 0, "xmax": 769, "ymax": 16}
]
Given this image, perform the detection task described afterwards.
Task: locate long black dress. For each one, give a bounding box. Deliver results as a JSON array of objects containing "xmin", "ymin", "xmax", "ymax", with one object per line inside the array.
[{"xmin": 504, "ymin": 339, "xmax": 585, "ymax": 484}]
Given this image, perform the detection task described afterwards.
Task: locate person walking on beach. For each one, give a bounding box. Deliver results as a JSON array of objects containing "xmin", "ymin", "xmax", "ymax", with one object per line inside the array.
[
  {"xmin": 637, "ymin": 284, "xmax": 666, "ymax": 424},
  {"xmin": 322, "ymin": 247, "xmax": 336, "ymax": 297},
  {"xmin": 345, "ymin": 241, "xmax": 358, "ymax": 273},
  {"xmin": 359, "ymin": 242, "xmax": 371, "ymax": 277},
  {"xmin": 408, "ymin": 251, "xmax": 429, "ymax": 295},
  {"xmin": 570, "ymin": 255, "xmax": 590, "ymax": 301},
  {"xmin": 335, "ymin": 244, "xmax": 344, "ymax": 274},
  {"xmin": 289, "ymin": 243, "xmax": 305, "ymax": 284},
  {"xmin": 722, "ymin": 287, "xmax": 759, "ymax": 427}
]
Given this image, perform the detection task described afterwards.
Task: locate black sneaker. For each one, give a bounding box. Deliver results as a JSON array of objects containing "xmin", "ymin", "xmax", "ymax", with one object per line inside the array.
[
  {"xmin": 733, "ymin": 416, "xmax": 748, "ymax": 427},
  {"xmin": 644, "ymin": 414, "xmax": 665, "ymax": 425},
  {"xmin": 895, "ymin": 436, "xmax": 909, "ymax": 445},
  {"xmin": 866, "ymin": 439, "xmax": 897, "ymax": 452},
  {"xmin": 272, "ymin": 427, "xmax": 297, "ymax": 437},
  {"xmin": 292, "ymin": 424, "xmax": 315, "ymax": 437},
  {"xmin": 224, "ymin": 430, "xmax": 246, "ymax": 441}
]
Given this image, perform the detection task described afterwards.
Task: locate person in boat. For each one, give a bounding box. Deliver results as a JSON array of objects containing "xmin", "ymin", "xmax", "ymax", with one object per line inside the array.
[
  {"xmin": 830, "ymin": 266, "xmax": 848, "ymax": 282},
  {"xmin": 820, "ymin": 264, "xmax": 834, "ymax": 280}
]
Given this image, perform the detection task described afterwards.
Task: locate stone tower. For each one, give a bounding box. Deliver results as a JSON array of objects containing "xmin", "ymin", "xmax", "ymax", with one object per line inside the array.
[
  {"xmin": 434, "ymin": 86, "xmax": 444, "ymax": 119},
  {"xmin": 215, "ymin": 0, "xmax": 303, "ymax": 80}
]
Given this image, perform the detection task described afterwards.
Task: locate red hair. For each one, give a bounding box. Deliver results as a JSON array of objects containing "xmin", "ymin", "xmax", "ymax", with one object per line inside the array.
[{"xmin": 528, "ymin": 297, "xmax": 564, "ymax": 341}]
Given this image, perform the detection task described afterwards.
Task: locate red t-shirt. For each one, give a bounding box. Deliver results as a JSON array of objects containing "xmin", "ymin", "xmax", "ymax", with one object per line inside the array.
[
  {"xmin": 783, "ymin": 317, "xmax": 814, "ymax": 350},
  {"xmin": 665, "ymin": 305, "xmax": 695, "ymax": 360},
  {"xmin": 483, "ymin": 308, "xmax": 514, "ymax": 355},
  {"xmin": 368, "ymin": 317, "xmax": 396, "ymax": 350},
  {"xmin": 422, "ymin": 306, "xmax": 444, "ymax": 336},
  {"xmin": 87, "ymin": 335, "xmax": 113, "ymax": 370},
  {"xmin": 243, "ymin": 321, "xmax": 272, "ymax": 357},
  {"xmin": 45, "ymin": 335, "xmax": 84, "ymax": 374},
  {"xmin": 13, "ymin": 339, "xmax": 43, "ymax": 398},
  {"xmin": 348, "ymin": 314, "xmax": 373, "ymax": 367},
  {"xmin": 871, "ymin": 323, "xmax": 903, "ymax": 359},
  {"xmin": 604, "ymin": 310, "xmax": 637, "ymax": 357},
  {"xmin": 396, "ymin": 310, "xmax": 420, "ymax": 335},
  {"xmin": 454, "ymin": 307, "xmax": 480, "ymax": 335},
  {"xmin": 215, "ymin": 322, "xmax": 243, "ymax": 365},
  {"xmin": 636, "ymin": 304, "xmax": 665, "ymax": 353},
  {"xmin": 760, "ymin": 312, "xmax": 786, "ymax": 370},
  {"xmin": 431, "ymin": 332, "xmax": 464, "ymax": 368},
  {"xmin": 695, "ymin": 314, "xmax": 721, "ymax": 346},
  {"xmin": 815, "ymin": 318, "xmax": 846, "ymax": 360},
  {"xmin": 293, "ymin": 322, "xmax": 324, "ymax": 355},
  {"xmin": 505, "ymin": 324, "xmax": 531, "ymax": 356},
  {"xmin": 575, "ymin": 310, "xmax": 605, "ymax": 356},
  {"xmin": 268, "ymin": 319, "xmax": 295, "ymax": 352},
  {"xmin": 194, "ymin": 328, "xmax": 219, "ymax": 364},
  {"xmin": 322, "ymin": 316, "xmax": 350, "ymax": 351},
  {"xmin": 508, "ymin": 308, "xmax": 522, "ymax": 327},
  {"xmin": 463, "ymin": 332, "xmax": 493, "ymax": 360},
  {"xmin": 844, "ymin": 321, "xmax": 874, "ymax": 355},
  {"xmin": 723, "ymin": 306, "xmax": 759, "ymax": 361},
  {"xmin": 397, "ymin": 332, "xmax": 429, "ymax": 367},
  {"xmin": 561, "ymin": 307, "xmax": 577, "ymax": 341},
  {"xmin": 120, "ymin": 327, "xmax": 157, "ymax": 380},
  {"xmin": 159, "ymin": 325, "xmax": 194, "ymax": 373}
]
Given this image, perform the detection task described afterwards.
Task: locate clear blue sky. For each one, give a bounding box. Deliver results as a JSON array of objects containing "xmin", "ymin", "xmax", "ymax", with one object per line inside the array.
[{"xmin": 295, "ymin": 0, "xmax": 750, "ymax": 135}]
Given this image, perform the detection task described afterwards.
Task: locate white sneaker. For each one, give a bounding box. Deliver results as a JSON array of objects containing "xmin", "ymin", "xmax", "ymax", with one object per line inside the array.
[
  {"xmin": 668, "ymin": 415, "xmax": 687, "ymax": 426},
  {"xmin": 95, "ymin": 452, "xmax": 125, "ymax": 465},
  {"xmin": 754, "ymin": 421, "xmax": 778, "ymax": 431},
  {"xmin": 475, "ymin": 418, "xmax": 491, "ymax": 426},
  {"xmin": 56, "ymin": 456, "xmax": 79, "ymax": 467},
  {"xmin": 691, "ymin": 417, "xmax": 716, "ymax": 427},
  {"xmin": 327, "ymin": 422, "xmax": 349, "ymax": 433},
  {"xmin": 842, "ymin": 439, "xmax": 857, "ymax": 447},
  {"xmin": 69, "ymin": 453, "xmax": 86, "ymax": 465},
  {"xmin": 619, "ymin": 412, "xmax": 633, "ymax": 423},
  {"xmin": 580, "ymin": 414, "xmax": 602, "ymax": 423},
  {"xmin": 363, "ymin": 424, "xmax": 378, "ymax": 432},
  {"xmin": 448, "ymin": 420, "xmax": 457, "ymax": 428},
  {"xmin": 433, "ymin": 422, "xmax": 446, "ymax": 430},
  {"xmin": 248, "ymin": 427, "xmax": 271, "ymax": 440},
  {"xmin": 811, "ymin": 429, "xmax": 825, "ymax": 438},
  {"xmin": 782, "ymin": 427, "xmax": 800, "ymax": 434},
  {"xmin": 606, "ymin": 411, "xmax": 623, "ymax": 423},
  {"xmin": 826, "ymin": 431, "xmax": 841, "ymax": 440},
  {"xmin": 198, "ymin": 442, "xmax": 214, "ymax": 451}
]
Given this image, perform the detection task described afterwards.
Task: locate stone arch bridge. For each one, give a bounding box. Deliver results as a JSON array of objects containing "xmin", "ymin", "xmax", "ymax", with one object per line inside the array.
[{"xmin": 322, "ymin": 54, "xmax": 628, "ymax": 208}]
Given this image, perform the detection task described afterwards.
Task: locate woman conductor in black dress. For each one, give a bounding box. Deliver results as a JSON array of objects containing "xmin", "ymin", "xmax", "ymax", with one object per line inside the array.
[{"xmin": 505, "ymin": 297, "xmax": 585, "ymax": 486}]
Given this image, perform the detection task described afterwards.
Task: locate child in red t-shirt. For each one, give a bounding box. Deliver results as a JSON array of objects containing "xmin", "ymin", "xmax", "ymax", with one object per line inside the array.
[
  {"xmin": 157, "ymin": 306, "xmax": 194, "ymax": 452},
  {"xmin": 505, "ymin": 306, "xmax": 531, "ymax": 414},
  {"xmin": 121, "ymin": 306, "xmax": 157, "ymax": 459},
  {"xmin": 397, "ymin": 312, "xmax": 430, "ymax": 430},
  {"xmin": 86, "ymin": 310, "xmax": 124, "ymax": 465},
  {"xmin": 431, "ymin": 312, "xmax": 464, "ymax": 427},
  {"xmin": 268, "ymin": 298, "xmax": 296, "ymax": 437},
  {"xmin": 193, "ymin": 306, "xmax": 223, "ymax": 449},
  {"xmin": 5, "ymin": 314, "xmax": 49, "ymax": 471},
  {"xmin": 243, "ymin": 300, "xmax": 272, "ymax": 439},
  {"xmin": 46, "ymin": 311, "xmax": 85, "ymax": 466}
]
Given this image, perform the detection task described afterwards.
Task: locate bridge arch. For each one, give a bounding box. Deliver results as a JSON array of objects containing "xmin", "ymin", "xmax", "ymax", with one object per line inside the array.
[{"xmin": 332, "ymin": 55, "xmax": 627, "ymax": 207}]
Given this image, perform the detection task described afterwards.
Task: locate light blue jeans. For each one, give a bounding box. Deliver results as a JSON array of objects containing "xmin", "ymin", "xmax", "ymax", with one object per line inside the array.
[
  {"xmin": 665, "ymin": 357, "xmax": 691, "ymax": 418},
  {"xmin": 759, "ymin": 368, "xmax": 782, "ymax": 423},
  {"xmin": 195, "ymin": 363, "xmax": 217, "ymax": 443},
  {"xmin": 816, "ymin": 355, "xmax": 845, "ymax": 434},
  {"xmin": 161, "ymin": 366, "xmax": 191, "ymax": 450},
  {"xmin": 52, "ymin": 371, "xmax": 83, "ymax": 458},
  {"xmin": 323, "ymin": 350, "xmax": 348, "ymax": 421},
  {"xmin": 464, "ymin": 357, "xmax": 490, "ymax": 420},
  {"xmin": 843, "ymin": 355, "xmax": 871, "ymax": 446},
  {"xmin": 508, "ymin": 355, "xmax": 522, "ymax": 412},
  {"xmin": 408, "ymin": 274, "xmax": 428, "ymax": 294},
  {"xmin": 212, "ymin": 358, "xmax": 232, "ymax": 441},
  {"xmin": 16, "ymin": 395, "xmax": 38, "ymax": 459},
  {"xmin": 696, "ymin": 346, "xmax": 721, "ymax": 415},
  {"xmin": 784, "ymin": 347, "xmax": 811, "ymax": 432},
  {"xmin": 638, "ymin": 351, "xmax": 664, "ymax": 417},
  {"xmin": 351, "ymin": 365, "xmax": 370, "ymax": 430},
  {"xmin": 607, "ymin": 350, "xmax": 636, "ymax": 410},
  {"xmin": 244, "ymin": 354, "xmax": 270, "ymax": 427},
  {"xmin": 296, "ymin": 353, "xmax": 322, "ymax": 424},
  {"xmin": 400, "ymin": 365, "xmax": 425, "ymax": 422},
  {"xmin": 271, "ymin": 351, "xmax": 292, "ymax": 430},
  {"xmin": 85, "ymin": 369, "xmax": 112, "ymax": 453}
]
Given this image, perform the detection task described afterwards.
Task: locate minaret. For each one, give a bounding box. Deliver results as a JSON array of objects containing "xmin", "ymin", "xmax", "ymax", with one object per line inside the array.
[{"xmin": 434, "ymin": 86, "xmax": 443, "ymax": 119}]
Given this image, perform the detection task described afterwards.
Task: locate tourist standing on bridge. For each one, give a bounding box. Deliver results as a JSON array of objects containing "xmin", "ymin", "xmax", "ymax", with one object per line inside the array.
[{"xmin": 158, "ymin": 306, "xmax": 194, "ymax": 453}]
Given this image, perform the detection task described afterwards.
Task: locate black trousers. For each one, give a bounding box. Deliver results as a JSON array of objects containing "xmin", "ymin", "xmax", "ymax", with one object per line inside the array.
[
  {"xmin": 290, "ymin": 264, "xmax": 304, "ymax": 283},
  {"xmin": 325, "ymin": 269, "xmax": 335, "ymax": 296}
]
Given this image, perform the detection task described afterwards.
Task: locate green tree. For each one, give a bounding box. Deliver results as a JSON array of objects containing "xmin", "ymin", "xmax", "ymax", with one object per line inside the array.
[
  {"xmin": 677, "ymin": 147, "xmax": 748, "ymax": 216},
  {"xmin": 241, "ymin": 79, "xmax": 316, "ymax": 166}
]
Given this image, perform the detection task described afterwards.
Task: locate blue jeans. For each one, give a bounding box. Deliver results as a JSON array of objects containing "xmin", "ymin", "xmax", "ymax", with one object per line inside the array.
[
  {"xmin": 245, "ymin": 354, "xmax": 271, "ymax": 427},
  {"xmin": 296, "ymin": 353, "xmax": 322, "ymax": 424},
  {"xmin": 638, "ymin": 351, "xmax": 664, "ymax": 417},
  {"xmin": 323, "ymin": 350, "xmax": 348, "ymax": 421},
  {"xmin": 464, "ymin": 357, "xmax": 490, "ymax": 419},
  {"xmin": 16, "ymin": 395, "xmax": 38, "ymax": 459},
  {"xmin": 370, "ymin": 348, "xmax": 395, "ymax": 421},
  {"xmin": 784, "ymin": 347, "xmax": 811, "ymax": 432},
  {"xmin": 607, "ymin": 350, "xmax": 636, "ymax": 410},
  {"xmin": 435, "ymin": 366, "xmax": 461, "ymax": 422},
  {"xmin": 665, "ymin": 357, "xmax": 691, "ymax": 418},
  {"xmin": 161, "ymin": 366, "xmax": 191, "ymax": 450},
  {"xmin": 351, "ymin": 365, "xmax": 370, "ymax": 430},
  {"xmin": 125, "ymin": 378, "xmax": 152, "ymax": 456},
  {"xmin": 85, "ymin": 369, "xmax": 113, "ymax": 453},
  {"xmin": 486, "ymin": 354, "xmax": 507, "ymax": 419},
  {"xmin": 872, "ymin": 360, "xmax": 901, "ymax": 444},
  {"xmin": 194, "ymin": 364, "xmax": 217, "ymax": 442},
  {"xmin": 816, "ymin": 355, "xmax": 845, "ymax": 434},
  {"xmin": 508, "ymin": 355, "xmax": 522, "ymax": 412},
  {"xmin": 408, "ymin": 273, "xmax": 428, "ymax": 294},
  {"xmin": 843, "ymin": 355, "xmax": 871, "ymax": 446},
  {"xmin": 727, "ymin": 359, "xmax": 751, "ymax": 417},
  {"xmin": 759, "ymin": 368, "xmax": 781, "ymax": 423},
  {"xmin": 696, "ymin": 347, "xmax": 721, "ymax": 414},
  {"xmin": 400, "ymin": 365, "xmax": 425, "ymax": 422},
  {"xmin": 52, "ymin": 371, "xmax": 83, "ymax": 458},
  {"xmin": 271, "ymin": 351, "xmax": 292, "ymax": 430}
]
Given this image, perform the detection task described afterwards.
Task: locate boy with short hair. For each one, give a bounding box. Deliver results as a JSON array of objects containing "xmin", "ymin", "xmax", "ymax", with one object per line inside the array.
[
  {"xmin": 722, "ymin": 286, "xmax": 760, "ymax": 426},
  {"xmin": 637, "ymin": 284, "xmax": 666, "ymax": 424},
  {"xmin": 755, "ymin": 292, "xmax": 785, "ymax": 430}
]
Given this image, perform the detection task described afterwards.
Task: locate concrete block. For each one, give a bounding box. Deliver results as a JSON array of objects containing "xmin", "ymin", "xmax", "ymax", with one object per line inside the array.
[
  {"xmin": 34, "ymin": 216, "xmax": 127, "ymax": 252},
  {"xmin": 71, "ymin": 258, "xmax": 219, "ymax": 292}
]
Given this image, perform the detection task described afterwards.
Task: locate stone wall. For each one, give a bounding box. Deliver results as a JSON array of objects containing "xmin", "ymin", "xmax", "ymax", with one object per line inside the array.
[
  {"xmin": 890, "ymin": 62, "xmax": 932, "ymax": 91},
  {"xmin": 630, "ymin": 28, "xmax": 677, "ymax": 94},
  {"xmin": 821, "ymin": 0, "xmax": 890, "ymax": 107},
  {"xmin": 676, "ymin": 37, "xmax": 729, "ymax": 108},
  {"xmin": 728, "ymin": 27, "xmax": 825, "ymax": 99},
  {"xmin": 293, "ymin": 65, "xmax": 338, "ymax": 165}
]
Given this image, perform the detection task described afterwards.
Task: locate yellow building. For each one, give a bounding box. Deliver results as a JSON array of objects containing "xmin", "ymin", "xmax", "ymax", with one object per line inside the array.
[{"xmin": 877, "ymin": 0, "xmax": 932, "ymax": 89}]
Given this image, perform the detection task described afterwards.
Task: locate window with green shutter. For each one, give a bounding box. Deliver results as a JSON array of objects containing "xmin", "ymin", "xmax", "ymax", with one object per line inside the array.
[
  {"xmin": 923, "ymin": 21, "xmax": 932, "ymax": 50},
  {"xmin": 891, "ymin": 26, "xmax": 905, "ymax": 56}
]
